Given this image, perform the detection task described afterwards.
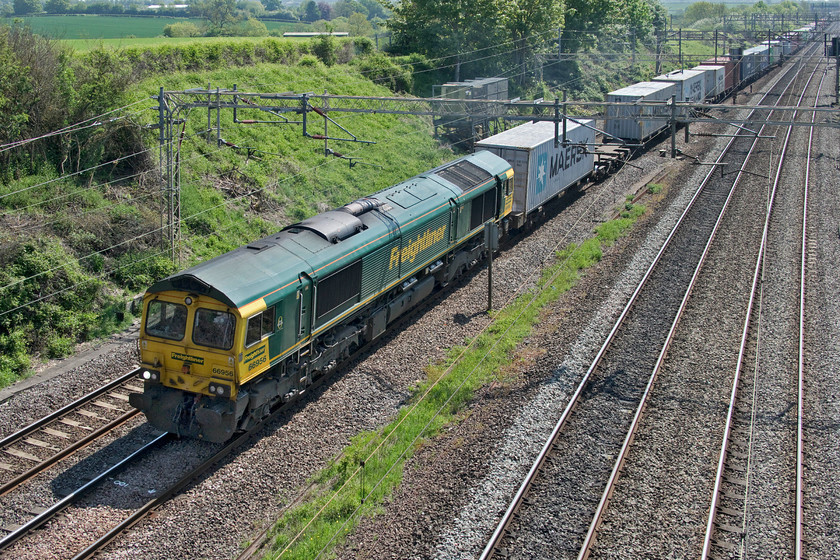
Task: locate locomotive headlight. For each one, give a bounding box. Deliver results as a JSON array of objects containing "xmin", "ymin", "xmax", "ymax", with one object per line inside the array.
[
  {"xmin": 184, "ymin": 296, "xmax": 193, "ymax": 305},
  {"xmin": 140, "ymin": 369, "xmax": 160, "ymax": 383},
  {"xmin": 208, "ymin": 383, "xmax": 229, "ymax": 397}
]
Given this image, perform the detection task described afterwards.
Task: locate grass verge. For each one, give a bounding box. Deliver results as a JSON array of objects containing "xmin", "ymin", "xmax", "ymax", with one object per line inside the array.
[{"xmin": 261, "ymin": 203, "xmax": 648, "ymax": 559}]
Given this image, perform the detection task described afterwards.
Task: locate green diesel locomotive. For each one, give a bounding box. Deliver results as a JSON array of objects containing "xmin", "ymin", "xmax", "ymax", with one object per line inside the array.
[{"xmin": 129, "ymin": 151, "xmax": 513, "ymax": 442}]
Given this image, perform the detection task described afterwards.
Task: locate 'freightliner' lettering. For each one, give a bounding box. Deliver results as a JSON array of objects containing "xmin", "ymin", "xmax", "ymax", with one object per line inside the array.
[{"xmin": 389, "ymin": 225, "xmax": 447, "ymax": 270}]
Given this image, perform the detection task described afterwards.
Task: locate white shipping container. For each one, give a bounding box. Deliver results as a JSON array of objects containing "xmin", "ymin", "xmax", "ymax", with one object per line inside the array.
[
  {"xmin": 605, "ymin": 81, "xmax": 675, "ymax": 142},
  {"xmin": 653, "ymin": 69, "xmax": 706, "ymax": 117},
  {"xmin": 475, "ymin": 119, "xmax": 595, "ymax": 226},
  {"xmin": 693, "ymin": 65, "xmax": 726, "ymax": 98}
]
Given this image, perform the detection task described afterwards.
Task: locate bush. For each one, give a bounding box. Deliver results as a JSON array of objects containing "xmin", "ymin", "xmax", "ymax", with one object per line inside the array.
[
  {"xmin": 163, "ymin": 22, "xmax": 202, "ymax": 38},
  {"xmin": 353, "ymin": 36, "xmax": 374, "ymax": 56},
  {"xmin": 312, "ymin": 33, "xmax": 336, "ymax": 66},
  {"xmin": 298, "ymin": 53, "xmax": 320, "ymax": 67},
  {"xmin": 0, "ymin": 330, "xmax": 31, "ymax": 388},
  {"xmin": 356, "ymin": 52, "xmax": 412, "ymax": 92},
  {"xmin": 46, "ymin": 335, "xmax": 74, "ymax": 358},
  {"xmin": 238, "ymin": 17, "xmax": 268, "ymax": 37},
  {"xmin": 111, "ymin": 252, "xmax": 177, "ymax": 292}
]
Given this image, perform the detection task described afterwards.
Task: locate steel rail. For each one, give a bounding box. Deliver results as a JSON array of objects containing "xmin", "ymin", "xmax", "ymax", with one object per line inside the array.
[
  {"xmin": 66, "ymin": 339, "xmax": 371, "ymax": 560},
  {"xmin": 478, "ymin": 45, "xmax": 805, "ymax": 560},
  {"xmin": 0, "ymin": 433, "xmax": 170, "ymax": 552},
  {"xmin": 0, "ymin": 368, "xmax": 139, "ymax": 449},
  {"xmin": 0, "ymin": 368, "xmax": 142, "ymax": 497},
  {"xmin": 699, "ymin": 47, "xmax": 823, "ymax": 560},
  {"xmin": 795, "ymin": 63, "xmax": 825, "ymax": 560}
]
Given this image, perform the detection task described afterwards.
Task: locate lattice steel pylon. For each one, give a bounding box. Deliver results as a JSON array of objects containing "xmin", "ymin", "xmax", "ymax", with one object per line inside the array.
[{"xmin": 154, "ymin": 87, "xmax": 181, "ymax": 264}]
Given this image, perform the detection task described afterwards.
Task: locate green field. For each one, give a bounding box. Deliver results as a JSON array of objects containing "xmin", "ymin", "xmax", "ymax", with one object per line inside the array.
[
  {"xmin": 61, "ymin": 34, "xmax": 312, "ymax": 51},
  {"xmin": 2, "ymin": 15, "xmax": 308, "ymax": 40}
]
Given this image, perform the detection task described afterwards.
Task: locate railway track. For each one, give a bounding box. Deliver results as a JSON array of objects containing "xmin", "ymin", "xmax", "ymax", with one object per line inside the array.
[
  {"xmin": 0, "ymin": 369, "xmax": 142, "ymax": 499},
  {"xmin": 0, "ymin": 374, "xmax": 308, "ymax": 559},
  {"xmin": 480, "ymin": 41, "xmax": 823, "ymax": 560},
  {"xmin": 700, "ymin": 51, "xmax": 827, "ymax": 560}
]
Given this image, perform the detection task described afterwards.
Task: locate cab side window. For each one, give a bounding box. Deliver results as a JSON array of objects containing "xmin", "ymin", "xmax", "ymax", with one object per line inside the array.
[{"xmin": 246, "ymin": 307, "xmax": 275, "ymax": 347}]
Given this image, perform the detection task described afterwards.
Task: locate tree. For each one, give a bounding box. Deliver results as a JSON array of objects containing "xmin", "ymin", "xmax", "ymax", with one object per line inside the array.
[
  {"xmin": 301, "ymin": 0, "xmax": 320, "ymax": 22},
  {"xmin": 386, "ymin": 0, "xmax": 506, "ymax": 81},
  {"xmin": 44, "ymin": 0, "xmax": 70, "ymax": 14},
  {"xmin": 683, "ymin": 2, "xmax": 726, "ymax": 25},
  {"xmin": 501, "ymin": 0, "xmax": 563, "ymax": 84},
  {"xmin": 197, "ymin": 0, "xmax": 241, "ymax": 34},
  {"xmin": 348, "ymin": 12, "xmax": 372, "ymax": 36},
  {"xmin": 13, "ymin": 0, "xmax": 41, "ymax": 15},
  {"xmin": 358, "ymin": 0, "xmax": 387, "ymax": 20},
  {"xmin": 333, "ymin": 0, "xmax": 367, "ymax": 19},
  {"xmin": 237, "ymin": 0, "xmax": 264, "ymax": 17},
  {"xmin": 238, "ymin": 16, "xmax": 268, "ymax": 36},
  {"xmin": 562, "ymin": 0, "xmax": 615, "ymax": 52},
  {"xmin": 317, "ymin": 1, "xmax": 331, "ymax": 20}
]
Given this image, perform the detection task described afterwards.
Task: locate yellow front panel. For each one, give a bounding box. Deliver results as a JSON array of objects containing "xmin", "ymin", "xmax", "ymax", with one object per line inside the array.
[
  {"xmin": 140, "ymin": 291, "xmax": 240, "ymax": 398},
  {"xmin": 503, "ymin": 192, "xmax": 513, "ymax": 216}
]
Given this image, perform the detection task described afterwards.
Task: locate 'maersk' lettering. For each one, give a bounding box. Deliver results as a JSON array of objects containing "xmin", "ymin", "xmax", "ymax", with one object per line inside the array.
[{"xmin": 549, "ymin": 144, "xmax": 586, "ymax": 179}]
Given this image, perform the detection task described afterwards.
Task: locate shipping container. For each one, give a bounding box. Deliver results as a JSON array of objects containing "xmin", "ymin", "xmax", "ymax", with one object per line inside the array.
[
  {"xmin": 743, "ymin": 45, "xmax": 770, "ymax": 78},
  {"xmin": 475, "ymin": 119, "xmax": 595, "ymax": 228},
  {"xmin": 739, "ymin": 49, "xmax": 757, "ymax": 82},
  {"xmin": 653, "ymin": 69, "xmax": 706, "ymax": 117},
  {"xmin": 604, "ymin": 81, "xmax": 675, "ymax": 142},
  {"xmin": 702, "ymin": 56, "xmax": 739, "ymax": 92},
  {"xmin": 693, "ymin": 65, "xmax": 726, "ymax": 99},
  {"xmin": 439, "ymin": 77, "xmax": 509, "ymax": 101}
]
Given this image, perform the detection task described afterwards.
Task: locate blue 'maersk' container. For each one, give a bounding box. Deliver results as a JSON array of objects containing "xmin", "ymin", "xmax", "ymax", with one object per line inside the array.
[{"xmin": 476, "ymin": 119, "xmax": 595, "ymax": 228}]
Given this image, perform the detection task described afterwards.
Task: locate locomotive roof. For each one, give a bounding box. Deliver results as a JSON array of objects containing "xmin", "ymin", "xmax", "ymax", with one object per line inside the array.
[{"xmin": 147, "ymin": 151, "xmax": 511, "ymax": 311}]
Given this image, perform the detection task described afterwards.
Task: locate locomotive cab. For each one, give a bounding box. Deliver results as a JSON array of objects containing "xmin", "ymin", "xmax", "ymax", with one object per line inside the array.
[{"xmin": 130, "ymin": 291, "xmax": 247, "ymax": 442}]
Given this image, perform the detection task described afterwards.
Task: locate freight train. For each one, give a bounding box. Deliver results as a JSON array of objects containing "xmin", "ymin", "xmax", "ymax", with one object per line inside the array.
[
  {"xmin": 129, "ymin": 28, "xmax": 815, "ymax": 442},
  {"xmin": 604, "ymin": 27, "xmax": 812, "ymax": 143}
]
